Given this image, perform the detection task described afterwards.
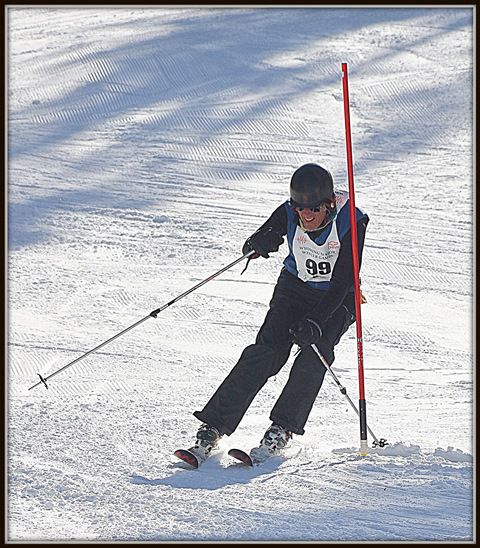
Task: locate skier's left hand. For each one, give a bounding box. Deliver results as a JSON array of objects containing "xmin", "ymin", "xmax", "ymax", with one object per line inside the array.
[{"xmin": 289, "ymin": 318, "xmax": 323, "ymax": 348}]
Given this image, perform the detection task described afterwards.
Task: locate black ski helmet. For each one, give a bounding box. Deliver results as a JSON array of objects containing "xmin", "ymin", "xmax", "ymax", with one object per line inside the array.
[{"xmin": 290, "ymin": 163, "xmax": 334, "ymax": 208}]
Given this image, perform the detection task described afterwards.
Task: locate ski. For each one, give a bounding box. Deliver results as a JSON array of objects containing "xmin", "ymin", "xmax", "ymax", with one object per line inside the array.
[
  {"xmin": 228, "ymin": 448, "xmax": 254, "ymax": 466},
  {"xmin": 174, "ymin": 448, "xmax": 203, "ymax": 469},
  {"xmin": 229, "ymin": 442, "xmax": 297, "ymax": 466},
  {"xmin": 228, "ymin": 447, "xmax": 277, "ymax": 466}
]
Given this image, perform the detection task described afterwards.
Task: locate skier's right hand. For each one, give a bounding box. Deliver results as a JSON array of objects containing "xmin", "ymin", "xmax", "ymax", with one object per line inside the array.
[{"xmin": 242, "ymin": 227, "xmax": 284, "ymax": 259}]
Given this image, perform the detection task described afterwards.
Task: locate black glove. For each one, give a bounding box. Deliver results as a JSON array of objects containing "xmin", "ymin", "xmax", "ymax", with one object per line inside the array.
[
  {"xmin": 242, "ymin": 227, "xmax": 284, "ymax": 259},
  {"xmin": 289, "ymin": 318, "xmax": 323, "ymax": 348}
]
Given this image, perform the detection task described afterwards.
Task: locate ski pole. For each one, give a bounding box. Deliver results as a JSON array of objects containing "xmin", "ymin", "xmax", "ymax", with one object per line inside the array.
[
  {"xmin": 28, "ymin": 251, "xmax": 255, "ymax": 391},
  {"xmin": 311, "ymin": 345, "xmax": 387, "ymax": 449}
]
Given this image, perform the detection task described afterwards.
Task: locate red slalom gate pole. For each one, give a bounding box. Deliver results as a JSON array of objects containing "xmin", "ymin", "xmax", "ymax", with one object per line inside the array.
[{"xmin": 341, "ymin": 63, "xmax": 369, "ymax": 455}]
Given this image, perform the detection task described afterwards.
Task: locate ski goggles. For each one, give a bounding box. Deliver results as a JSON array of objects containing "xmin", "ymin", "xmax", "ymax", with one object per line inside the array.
[
  {"xmin": 295, "ymin": 204, "xmax": 326, "ymax": 213},
  {"xmin": 291, "ymin": 196, "xmax": 336, "ymax": 213},
  {"xmin": 295, "ymin": 199, "xmax": 335, "ymax": 213}
]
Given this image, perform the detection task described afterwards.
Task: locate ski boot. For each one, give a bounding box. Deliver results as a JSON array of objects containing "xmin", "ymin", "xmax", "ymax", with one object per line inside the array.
[
  {"xmin": 250, "ymin": 423, "xmax": 292, "ymax": 463},
  {"xmin": 174, "ymin": 423, "xmax": 223, "ymax": 468},
  {"xmin": 194, "ymin": 423, "xmax": 223, "ymax": 458}
]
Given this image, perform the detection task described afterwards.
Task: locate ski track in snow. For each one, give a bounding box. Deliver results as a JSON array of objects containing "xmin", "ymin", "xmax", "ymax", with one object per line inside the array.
[{"xmin": 7, "ymin": 7, "xmax": 473, "ymax": 542}]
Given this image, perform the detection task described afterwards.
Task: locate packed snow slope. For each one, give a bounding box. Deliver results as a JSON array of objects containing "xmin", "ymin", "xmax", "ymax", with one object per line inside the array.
[{"xmin": 7, "ymin": 7, "xmax": 473, "ymax": 542}]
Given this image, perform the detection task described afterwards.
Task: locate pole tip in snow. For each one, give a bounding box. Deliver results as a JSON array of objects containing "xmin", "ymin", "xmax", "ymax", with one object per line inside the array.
[
  {"xmin": 37, "ymin": 373, "xmax": 49, "ymax": 390},
  {"xmin": 28, "ymin": 374, "xmax": 49, "ymax": 391}
]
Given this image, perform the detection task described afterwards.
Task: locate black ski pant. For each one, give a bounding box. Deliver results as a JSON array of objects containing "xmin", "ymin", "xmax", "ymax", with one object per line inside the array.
[{"xmin": 194, "ymin": 268, "xmax": 355, "ymax": 436}]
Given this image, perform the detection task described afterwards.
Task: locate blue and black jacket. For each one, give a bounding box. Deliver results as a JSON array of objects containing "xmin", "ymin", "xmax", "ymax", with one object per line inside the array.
[{"xmin": 255, "ymin": 190, "xmax": 369, "ymax": 326}]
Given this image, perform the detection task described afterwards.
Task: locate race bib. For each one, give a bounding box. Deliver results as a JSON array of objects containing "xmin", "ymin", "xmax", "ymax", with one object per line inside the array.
[{"xmin": 292, "ymin": 223, "xmax": 341, "ymax": 283}]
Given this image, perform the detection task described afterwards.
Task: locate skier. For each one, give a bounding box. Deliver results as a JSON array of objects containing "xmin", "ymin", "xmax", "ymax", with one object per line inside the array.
[{"xmin": 185, "ymin": 163, "xmax": 369, "ymax": 463}]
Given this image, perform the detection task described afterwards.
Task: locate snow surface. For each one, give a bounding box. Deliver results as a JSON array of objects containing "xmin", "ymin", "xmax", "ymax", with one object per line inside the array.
[{"xmin": 7, "ymin": 6, "xmax": 474, "ymax": 543}]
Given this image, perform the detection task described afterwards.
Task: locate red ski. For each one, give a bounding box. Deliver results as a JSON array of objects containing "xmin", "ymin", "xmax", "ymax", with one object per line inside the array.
[
  {"xmin": 174, "ymin": 448, "xmax": 201, "ymax": 469},
  {"xmin": 228, "ymin": 448, "xmax": 254, "ymax": 466}
]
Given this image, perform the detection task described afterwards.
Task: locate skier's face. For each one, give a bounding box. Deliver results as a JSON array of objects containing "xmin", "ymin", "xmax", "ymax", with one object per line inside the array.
[{"xmin": 296, "ymin": 204, "xmax": 328, "ymax": 231}]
